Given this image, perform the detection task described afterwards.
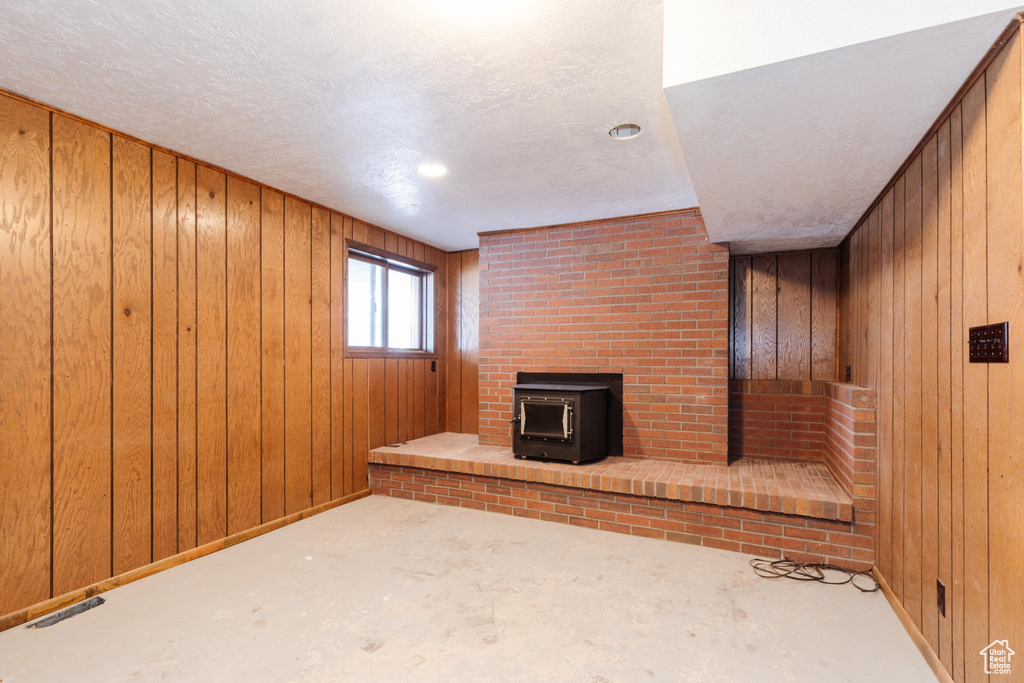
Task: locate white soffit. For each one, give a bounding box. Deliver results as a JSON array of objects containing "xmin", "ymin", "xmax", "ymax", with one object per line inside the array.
[
  {"xmin": 0, "ymin": 0, "xmax": 695, "ymax": 252},
  {"xmin": 663, "ymin": 3, "xmax": 1024, "ymax": 252},
  {"xmin": 664, "ymin": 0, "xmax": 1022, "ymax": 88}
]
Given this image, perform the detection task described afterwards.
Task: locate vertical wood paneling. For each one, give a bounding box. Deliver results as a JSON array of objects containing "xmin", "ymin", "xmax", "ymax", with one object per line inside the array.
[
  {"xmin": 731, "ymin": 257, "xmax": 752, "ymax": 379},
  {"xmin": 426, "ymin": 248, "xmax": 442, "ymax": 434},
  {"xmin": 776, "ymin": 251, "xmax": 811, "ymax": 379},
  {"xmin": 811, "ymin": 250, "xmax": 837, "ymax": 381},
  {"xmin": 949, "ymin": 102, "xmax": 966, "ymax": 682},
  {"xmin": 732, "ymin": 250, "xmax": 836, "ymax": 382},
  {"xmin": 397, "ymin": 356, "xmax": 408, "ymax": 442},
  {"xmin": 459, "ymin": 250, "xmax": 479, "ymax": 433},
  {"xmin": 368, "ymin": 359, "xmax": 386, "ymax": 450},
  {"xmin": 446, "ymin": 252, "xmax": 463, "ymax": 432},
  {"xmin": 839, "ymin": 242, "xmax": 851, "ymax": 379},
  {"xmin": 935, "ymin": 119, "xmax": 953, "ymax": 669},
  {"xmin": 867, "ymin": 209, "xmax": 880, "ymax": 396},
  {"xmin": 329, "ymin": 213, "xmax": 347, "ymax": 499},
  {"xmin": 407, "ymin": 360, "xmax": 416, "ymax": 440},
  {"xmin": 851, "ymin": 228, "xmax": 861, "ymax": 383},
  {"xmin": 903, "ymin": 155, "xmax": 924, "ymax": 630},
  {"xmin": 311, "ymin": 207, "xmax": 331, "ymax": 506},
  {"xmin": 343, "ymin": 218, "xmax": 357, "ymax": 493},
  {"xmin": 284, "ymin": 197, "xmax": 312, "ymax": 515},
  {"xmin": 751, "ymin": 255, "xmax": 778, "ymax": 379},
  {"xmin": 0, "ymin": 95, "xmax": 51, "ymax": 613},
  {"xmin": 961, "ymin": 79, "xmax": 989, "ymax": 682},
  {"xmin": 385, "ymin": 359, "xmax": 399, "ymax": 444},
  {"xmin": 51, "ymin": 115, "xmax": 111, "ymax": 595},
  {"xmin": 839, "ymin": 33, "xmax": 1024, "ymax": 678},
  {"xmin": 919, "ymin": 135, "xmax": 939, "ymax": 650},
  {"xmin": 195, "ymin": 166, "xmax": 227, "ymax": 545},
  {"xmin": 225, "ymin": 176, "xmax": 261, "ymax": 534},
  {"xmin": 0, "ymin": 93, "xmax": 451, "ymax": 623},
  {"xmin": 984, "ymin": 31, "xmax": 1023, "ymax": 669},
  {"xmin": 260, "ymin": 190, "xmax": 285, "ymax": 522},
  {"xmin": 891, "ymin": 175, "xmax": 907, "ymax": 603},
  {"xmin": 858, "ymin": 223, "xmax": 868, "ymax": 386},
  {"xmin": 878, "ymin": 189, "xmax": 895, "ymax": 582},
  {"xmin": 343, "ymin": 358, "xmax": 354, "ymax": 496},
  {"xmin": 112, "ymin": 136, "xmax": 152, "ymax": 574},
  {"xmin": 352, "ymin": 360, "xmax": 369, "ymax": 491},
  {"xmin": 414, "ymin": 360, "xmax": 425, "ymax": 440},
  {"xmin": 433, "ymin": 251, "xmax": 446, "ymax": 433},
  {"xmin": 151, "ymin": 150, "xmax": 178, "ymax": 562},
  {"xmin": 176, "ymin": 160, "xmax": 198, "ymax": 551}
]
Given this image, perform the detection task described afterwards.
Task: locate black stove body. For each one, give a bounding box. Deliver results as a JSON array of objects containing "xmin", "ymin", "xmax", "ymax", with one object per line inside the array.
[{"xmin": 511, "ymin": 383, "xmax": 609, "ymax": 464}]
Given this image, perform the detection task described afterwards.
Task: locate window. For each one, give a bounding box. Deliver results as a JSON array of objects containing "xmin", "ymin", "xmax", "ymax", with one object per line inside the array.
[{"xmin": 347, "ymin": 241, "xmax": 435, "ymax": 355}]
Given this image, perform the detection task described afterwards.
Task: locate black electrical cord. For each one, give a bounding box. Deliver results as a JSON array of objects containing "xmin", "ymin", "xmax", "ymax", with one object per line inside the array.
[{"xmin": 749, "ymin": 558, "xmax": 879, "ymax": 593}]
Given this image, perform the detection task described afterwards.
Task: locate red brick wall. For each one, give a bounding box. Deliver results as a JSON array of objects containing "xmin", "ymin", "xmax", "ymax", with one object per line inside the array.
[
  {"xmin": 477, "ymin": 209, "xmax": 730, "ymax": 463},
  {"xmin": 728, "ymin": 380, "xmax": 827, "ymax": 461},
  {"xmin": 370, "ymin": 464, "xmax": 873, "ymax": 570},
  {"xmin": 823, "ymin": 383, "xmax": 876, "ymax": 506}
]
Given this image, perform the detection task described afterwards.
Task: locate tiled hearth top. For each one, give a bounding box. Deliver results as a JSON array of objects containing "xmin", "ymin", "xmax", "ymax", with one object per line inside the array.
[{"xmin": 369, "ymin": 433, "xmax": 853, "ymax": 522}]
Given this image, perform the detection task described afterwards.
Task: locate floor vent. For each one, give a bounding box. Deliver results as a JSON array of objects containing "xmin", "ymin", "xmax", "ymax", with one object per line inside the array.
[{"xmin": 26, "ymin": 596, "xmax": 105, "ymax": 629}]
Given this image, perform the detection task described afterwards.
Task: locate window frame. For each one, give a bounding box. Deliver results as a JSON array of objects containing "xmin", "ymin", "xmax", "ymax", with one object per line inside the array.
[{"xmin": 344, "ymin": 239, "xmax": 438, "ymax": 359}]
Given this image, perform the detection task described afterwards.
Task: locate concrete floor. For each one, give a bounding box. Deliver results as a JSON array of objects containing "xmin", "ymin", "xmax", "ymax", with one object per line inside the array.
[{"xmin": 0, "ymin": 496, "xmax": 936, "ymax": 682}]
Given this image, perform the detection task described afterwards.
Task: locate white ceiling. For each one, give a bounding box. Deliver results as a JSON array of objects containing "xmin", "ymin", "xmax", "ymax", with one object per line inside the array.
[
  {"xmin": 0, "ymin": 1, "xmax": 1019, "ymax": 252},
  {"xmin": 664, "ymin": 0, "xmax": 1022, "ymax": 87},
  {"xmin": 0, "ymin": 0, "xmax": 693, "ymax": 252},
  {"xmin": 664, "ymin": 3, "xmax": 1023, "ymax": 253}
]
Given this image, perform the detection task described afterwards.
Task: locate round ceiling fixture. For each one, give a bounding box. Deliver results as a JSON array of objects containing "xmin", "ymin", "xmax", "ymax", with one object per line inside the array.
[
  {"xmin": 608, "ymin": 123, "xmax": 641, "ymax": 140},
  {"xmin": 417, "ymin": 162, "xmax": 448, "ymax": 177}
]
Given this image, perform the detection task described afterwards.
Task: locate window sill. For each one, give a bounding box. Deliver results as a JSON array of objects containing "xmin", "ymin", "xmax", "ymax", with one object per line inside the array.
[{"xmin": 345, "ymin": 349, "xmax": 439, "ymax": 360}]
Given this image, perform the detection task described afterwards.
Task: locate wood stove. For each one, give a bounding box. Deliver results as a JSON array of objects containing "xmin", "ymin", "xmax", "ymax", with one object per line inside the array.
[{"xmin": 511, "ymin": 383, "xmax": 610, "ymax": 464}]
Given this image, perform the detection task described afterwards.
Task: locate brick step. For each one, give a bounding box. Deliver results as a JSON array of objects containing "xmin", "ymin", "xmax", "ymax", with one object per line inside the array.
[{"xmin": 369, "ymin": 432, "xmax": 853, "ymax": 522}]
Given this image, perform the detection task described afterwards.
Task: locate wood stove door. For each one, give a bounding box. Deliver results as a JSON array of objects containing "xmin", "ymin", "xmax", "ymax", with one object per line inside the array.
[{"xmin": 518, "ymin": 397, "xmax": 574, "ymax": 443}]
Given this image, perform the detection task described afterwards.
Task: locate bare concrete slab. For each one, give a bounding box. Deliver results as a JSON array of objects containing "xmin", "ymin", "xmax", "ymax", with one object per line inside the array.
[{"xmin": 0, "ymin": 496, "xmax": 936, "ymax": 682}]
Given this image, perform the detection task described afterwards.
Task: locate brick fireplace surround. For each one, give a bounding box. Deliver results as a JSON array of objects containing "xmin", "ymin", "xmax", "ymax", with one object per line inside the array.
[
  {"xmin": 369, "ymin": 210, "xmax": 876, "ymax": 569},
  {"xmin": 477, "ymin": 209, "xmax": 730, "ymax": 463}
]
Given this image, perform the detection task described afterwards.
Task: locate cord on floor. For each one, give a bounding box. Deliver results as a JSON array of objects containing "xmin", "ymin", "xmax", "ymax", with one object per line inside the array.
[{"xmin": 749, "ymin": 558, "xmax": 879, "ymax": 593}]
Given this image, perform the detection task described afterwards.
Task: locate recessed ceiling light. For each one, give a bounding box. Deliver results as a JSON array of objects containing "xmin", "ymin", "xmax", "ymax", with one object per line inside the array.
[
  {"xmin": 608, "ymin": 123, "xmax": 641, "ymax": 140},
  {"xmin": 417, "ymin": 163, "xmax": 448, "ymax": 177}
]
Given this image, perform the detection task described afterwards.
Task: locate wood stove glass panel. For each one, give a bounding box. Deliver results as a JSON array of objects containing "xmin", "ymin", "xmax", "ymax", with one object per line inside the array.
[{"xmin": 520, "ymin": 398, "xmax": 574, "ymax": 442}]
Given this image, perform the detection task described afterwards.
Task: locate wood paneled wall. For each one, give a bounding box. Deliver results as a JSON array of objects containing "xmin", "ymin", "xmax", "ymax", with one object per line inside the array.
[
  {"xmin": 731, "ymin": 250, "xmax": 837, "ymax": 381},
  {"xmin": 840, "ymin": 23, "xmax": 1023, "ymax": 682},
  {"xmin": 0, "ymin": 91, "xmax": 449, "ymax": 618},
  {"xmin": 445, "ymin": 249, "xmax": 479, "ymax": 433}
]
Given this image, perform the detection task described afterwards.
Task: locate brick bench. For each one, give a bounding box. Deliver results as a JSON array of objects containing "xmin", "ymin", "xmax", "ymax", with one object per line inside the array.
[
  {"xmin": 370, "ymin": 433, "xmax": 853, "ymax": 521},
  {"xmin": 369, "ymin": 386, "xmax": 877, "ymax": 570}
]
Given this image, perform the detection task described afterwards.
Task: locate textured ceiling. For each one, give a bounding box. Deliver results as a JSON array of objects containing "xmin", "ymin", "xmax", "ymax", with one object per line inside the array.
[
  {"xmin": 0, "ymin": 1, "xmax": 1020, "ymax": 253},
  {"xmin": 665, "ymin": 5, "xmax": 1023, "ymax": 253},
  {"xmin": 0, "ymin": 0, "xmax": 693, "ymax": 252}
]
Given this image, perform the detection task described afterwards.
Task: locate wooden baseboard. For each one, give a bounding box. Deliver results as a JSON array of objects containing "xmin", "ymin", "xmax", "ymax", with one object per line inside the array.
[
  {"xmin": 0, "ymin": 489, "xmax": 372, "ymax": 633},
  {"xmin": 873, "ymin": 567, "xmax": 954, "ymax": 683}
]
